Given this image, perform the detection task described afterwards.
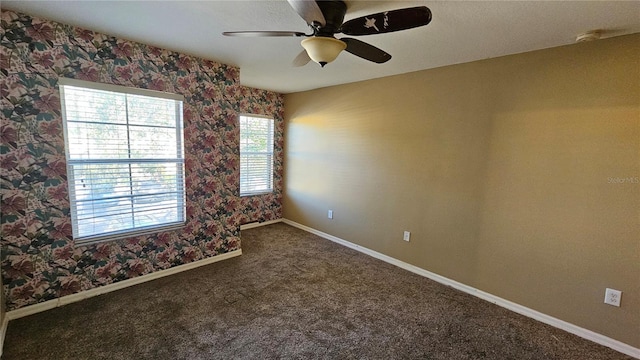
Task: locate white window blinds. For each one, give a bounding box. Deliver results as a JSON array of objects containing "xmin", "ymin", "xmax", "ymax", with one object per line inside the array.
[
  {"xmin": 239, "ymin": 115, "xmax": 274, "ymax": 196},
  {"xmin": 59, "ymin": 78, "xmax": 185, "ymax": 245}
]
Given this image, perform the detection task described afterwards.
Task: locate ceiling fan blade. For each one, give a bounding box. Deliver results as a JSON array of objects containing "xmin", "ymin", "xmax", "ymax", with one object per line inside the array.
[
  {"xmin": 287, "ymin": 0, "xmax": 326, "ymax": 27},
  {"xmin": 292, "ymin": 50, "xmax": 311, "ymax": 67},
  {"xmin": 341, "ymin": 38, "xmax": 391, "ymax": 64},
  {"xmin": 223, "ymin": 31, "xmax": 307, "ymax": 37},
  {"xmin": 340, "ymin": 6, "xmax": 432, "ymax": 36}
]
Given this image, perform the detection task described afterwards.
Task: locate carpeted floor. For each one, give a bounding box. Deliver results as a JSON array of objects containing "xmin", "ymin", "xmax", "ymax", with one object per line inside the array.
[{"xmin": 3, "ymin": 223, "xmax": 632, "ymax": 359}]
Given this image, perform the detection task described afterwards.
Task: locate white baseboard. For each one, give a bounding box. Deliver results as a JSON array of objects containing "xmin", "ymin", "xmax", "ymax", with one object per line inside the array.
[
  {"xmin": 281, "ymin": 218, "xmax": 640, "ymax": 359},
  {"xmin": 0, "ymin": 315, "xmax": 8, "ymax": 357},
  {"xmin": 5, "ymin": 249, "xmax": 242, "ymax": 322},
  {"xmin": 240, "ymin": 218, "xmax": 283, "ymax": 230}
]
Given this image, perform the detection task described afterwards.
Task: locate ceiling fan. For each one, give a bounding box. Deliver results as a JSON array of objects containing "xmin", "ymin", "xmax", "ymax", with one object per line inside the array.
[{"xmin": 223, "ymin": 0, "xmax": 432, "ymax": 67}]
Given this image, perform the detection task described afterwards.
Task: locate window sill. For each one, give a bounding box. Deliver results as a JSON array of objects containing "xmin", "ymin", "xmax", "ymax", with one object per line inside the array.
[
  {"xmin": 240, "ymin": 190, "xmax": 273, "ymax": 197},
  {"xmin": 73, "ymin": 222, "xmax": 186, "ymax": 247}
]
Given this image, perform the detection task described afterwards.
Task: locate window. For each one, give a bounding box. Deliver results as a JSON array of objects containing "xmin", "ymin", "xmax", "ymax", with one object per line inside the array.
[
  {"xmin": 59, "ymin": 78, "xmax": 185, "ymax": 245},
  {"xmin": 239, "ymin": 115, "xmax": 274, "ymax": 196}
]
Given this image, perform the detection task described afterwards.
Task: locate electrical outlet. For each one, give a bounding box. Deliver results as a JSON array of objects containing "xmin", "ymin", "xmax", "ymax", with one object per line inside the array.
[
  {"xmin": 327, "ymin": 210, "xmax": 333, "ymax": 219},
  {"xmin": 604, "ymin": 288, "xmax": 622, "ymax": 307},
  {"xmin": 403, "ymin": 231, "xmax": 410, "ymax": 242}
]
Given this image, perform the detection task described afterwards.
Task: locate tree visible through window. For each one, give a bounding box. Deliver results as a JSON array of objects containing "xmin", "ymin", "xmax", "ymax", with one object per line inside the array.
[
  {"xmin": 59, "ymin": 78, "xmax": 185, "ymax": 244},
  {"xmin": 239, "ymin": 115, "xmax": 274, "ymax": 196}
]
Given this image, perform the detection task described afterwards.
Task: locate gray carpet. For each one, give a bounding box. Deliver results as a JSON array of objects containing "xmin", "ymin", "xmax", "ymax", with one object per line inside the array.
[{"xmin": 3, "ymin": 223, "xmax": 631, "ymax": 359}]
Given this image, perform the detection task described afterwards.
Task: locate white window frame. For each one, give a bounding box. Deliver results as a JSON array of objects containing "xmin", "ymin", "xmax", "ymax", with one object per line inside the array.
[
  {"xmin": 59, "ymin": 78, "xmax": 186, "ymax": 245},
  {"xmin": 239, "ymin": 114, "xmax": 274, "ymax": 196}
]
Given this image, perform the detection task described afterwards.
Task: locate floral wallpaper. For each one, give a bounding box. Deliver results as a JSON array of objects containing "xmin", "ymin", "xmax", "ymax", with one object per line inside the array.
[{"xmin": 0, "ymin": 10, "xmax": 283, "ymax": 311}]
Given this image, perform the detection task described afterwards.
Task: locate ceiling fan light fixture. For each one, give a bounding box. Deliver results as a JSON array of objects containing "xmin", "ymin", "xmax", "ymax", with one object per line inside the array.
[{"xmin": 301, "ymin": 37, "xmax": 346, "ymax": 67}]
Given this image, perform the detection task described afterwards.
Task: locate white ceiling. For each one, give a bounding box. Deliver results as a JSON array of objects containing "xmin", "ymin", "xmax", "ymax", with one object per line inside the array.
[{"xmin": 3, "ymin": 1, "xmax": 639, "ymax": 94}]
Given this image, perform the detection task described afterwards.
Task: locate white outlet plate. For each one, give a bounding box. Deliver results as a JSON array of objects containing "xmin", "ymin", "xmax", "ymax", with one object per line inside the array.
[
  {"xmin": 327, "ymin": 210, "xmax": 333, "ymax": 219},
  {"xmin": 604, "ymin": 288, "xmax": 622, "ymax": 307},
  {"xmin": 403, "ymin": 231, "xmax": 410, "ymax": 242}
]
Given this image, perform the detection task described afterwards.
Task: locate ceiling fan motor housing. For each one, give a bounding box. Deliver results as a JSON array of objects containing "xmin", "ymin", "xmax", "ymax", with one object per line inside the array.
[{"xmin": 315, "ymin": 0, "xmax": 347, "ymax": 36}]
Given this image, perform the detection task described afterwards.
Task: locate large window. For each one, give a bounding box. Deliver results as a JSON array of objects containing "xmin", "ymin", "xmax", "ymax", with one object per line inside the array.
[
  {"xmin": 59, "ymin": 78, "xmax": 185, "ymax": 245},
  {"xmin": 239, "ymin": 115, "xmax": 274, "ymax": 196}
]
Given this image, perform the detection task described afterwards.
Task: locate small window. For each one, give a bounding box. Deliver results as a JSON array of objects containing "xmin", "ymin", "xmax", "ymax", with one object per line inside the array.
[
  {"xmin": 239, "ymin": 115, "xmax": 274, "ymax": 196},
  {"xmin": 59, "ymin": 78, "xmax": 186, "ymax": 245}
]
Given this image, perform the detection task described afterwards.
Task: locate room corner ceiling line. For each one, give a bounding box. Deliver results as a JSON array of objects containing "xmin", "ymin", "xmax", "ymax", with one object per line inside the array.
[
  {"xmin": 281, "ymin": 219, "xmax": 640, "ymax": 359},
  {"xmin": 3, "ymin": 250, "xmax": 242, "ymax": 322}
]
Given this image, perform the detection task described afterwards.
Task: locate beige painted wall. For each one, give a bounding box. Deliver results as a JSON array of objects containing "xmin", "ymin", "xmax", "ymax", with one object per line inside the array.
[{"xmin": 283, "ymin": 34, "xmax": 639, "ymax": 347}]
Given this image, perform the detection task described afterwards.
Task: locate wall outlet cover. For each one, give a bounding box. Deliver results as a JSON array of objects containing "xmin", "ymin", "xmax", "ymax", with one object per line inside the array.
[{"xmin": 604, "ymin": 288, "xmax": 622, "ymax": 307}]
